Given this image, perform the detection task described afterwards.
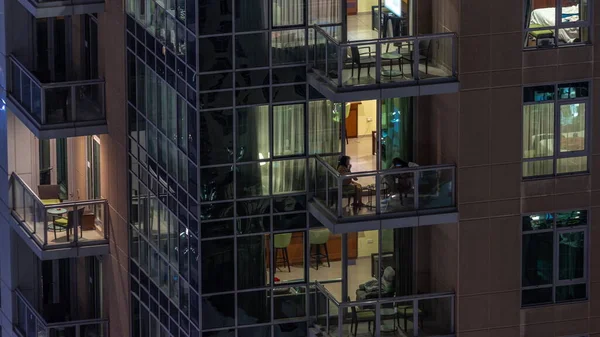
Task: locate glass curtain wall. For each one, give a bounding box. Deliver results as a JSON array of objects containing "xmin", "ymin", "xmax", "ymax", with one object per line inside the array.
[{"xmin": 126, "ymin": 0, "xmax": 346, "ymax": 335}]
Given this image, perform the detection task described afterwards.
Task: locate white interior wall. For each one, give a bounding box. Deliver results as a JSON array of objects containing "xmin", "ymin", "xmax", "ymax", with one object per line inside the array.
[
  {"xmin": 358, "ymin": 0, "xmax": 379, "ymax": 13},
  {"xmin": 7, "ymin": 110, "xmax": 38, "ymax": 189}
]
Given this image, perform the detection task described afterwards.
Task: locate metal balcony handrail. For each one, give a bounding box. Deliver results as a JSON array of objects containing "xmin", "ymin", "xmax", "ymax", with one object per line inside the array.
[
  {"xmin": 315, "ymin": 154, "xmax": 455, "ymax": 178},
  {"xmin": 312, "ymin": 24, "xmax": 457, "ymax": 47},
  {"xmin": 10, "ymin": 172, "xmax": 110, "ymax": 247},
  {"xmin": 15, "ymin": 288, "xmax": 108, "ymax": 329},
  {"xmin": 8, "ymin": 55, "xmax": 105, "ymax": 87},
  {"xmin": 314, "ymin": 281, "xmax": 341, "ymax": 306},
  {"xmin": 312, "ymin": 155, "xmax": 456, "ymax": 219},
  {"xmin": 10, "ymin": 172, "xmax": 107, "ymax": 206},
  {"xmin": 313, "ymin": 281, "xmax": 455, "ymax": 309},
  {"xmin": 14, "ymin": 288, "xmax": 47, "ymax": 326},
  {"xmin": 313, "ymin": 24, "xmax": 341, "ymax": 46},
  {"xmin": 311, "ymin": 26, "xmax": 458, "ymax": 88},
  {"xmin": 46, "ymin": 317, "xmax": 109, "ymax": 328}
]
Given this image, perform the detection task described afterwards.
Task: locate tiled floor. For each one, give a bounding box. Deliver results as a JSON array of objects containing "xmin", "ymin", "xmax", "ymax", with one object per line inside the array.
[
  {"xmin": 347, "ymin": 13, "xmax": 380, "ymax": 41},
  {"xmin": 346, "ymin": 136, "xmax": 377, "ymax": 173},
  {"xmin": 23, "ymin": 219, "xmax": 106, "ymax": 246},
  {"xmin": 45, "ymin": 227, "xmax": 105, "ymax": 244}
]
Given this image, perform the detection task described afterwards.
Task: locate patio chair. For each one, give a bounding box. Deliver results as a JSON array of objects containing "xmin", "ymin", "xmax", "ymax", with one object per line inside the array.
[{"xmin": 350, "ymin": 46, "xmax": 377, "ymax": 79}]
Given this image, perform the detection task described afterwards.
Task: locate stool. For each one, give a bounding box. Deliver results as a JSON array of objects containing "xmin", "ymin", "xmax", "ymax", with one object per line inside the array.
[
  {"xmin": 309, "ymin": 229, "xmax": 330, "ymax": 270},
  {"xmin": 274, "ymin": 233, "xmax": 293, "ymax": 272},
  {"xmin": 528, "ymin": 24, "xmax": 554, "ymax": 47}
]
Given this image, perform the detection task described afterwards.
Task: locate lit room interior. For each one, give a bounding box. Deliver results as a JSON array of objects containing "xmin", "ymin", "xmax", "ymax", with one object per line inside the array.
[{"xmin": 524, "ymin": 0, "xmax": 589, "ymax": 47}]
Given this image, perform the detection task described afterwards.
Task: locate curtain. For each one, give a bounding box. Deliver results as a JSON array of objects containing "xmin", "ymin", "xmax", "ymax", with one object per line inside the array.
[
  {"xmin": 523, "ymin": 103, "xmax": 554, "ymax": 176},
  {"xmin": 272, "ymin": 104, "xmax": 306, "ymax": 194},
  {"xmin": 237, "ymin": 0, "xmax": 269, "ymax": 31},
  {"xmin": 380, "ymin": 98, "xmax": 413, "ymax": 169},
  {"xmin": 309, "ymin": 0, "xmax": 341, "ymax": 24},
  {"xmin": 237, "ymin": 106, "xmax": 270, "ymax": 197},
  {"xmin": 273, "ymin": 0, "xmax": 304, "ymax": 26},
  {"xmin": 308, "ymin": 100, "xmax": 341, "ymax": 155}
]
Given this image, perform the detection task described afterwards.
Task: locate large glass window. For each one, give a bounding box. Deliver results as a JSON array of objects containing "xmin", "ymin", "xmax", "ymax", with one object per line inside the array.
[
  {"xmin": 522, "ymin": 82, "xmax": 588, "ymax": 177},
  {"xmin": 380, "ymin": 97, "xmax": 413, "ymax": 169},
  {"xmin": 524, "ymin": 0, "xmax": 590, "ymax": 48},
  {"xmin": 521, "ymin": 210, "xmax": 588, "ymax": 306}
]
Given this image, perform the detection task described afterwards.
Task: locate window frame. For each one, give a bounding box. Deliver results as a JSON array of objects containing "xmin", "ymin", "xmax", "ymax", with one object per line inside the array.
[
  {"xmin": 521, "ymin": 209, "xmax": 589, "ymax": 307},
  {"xmin": 522, "ymin": 81, "xmax": 591, "ymax": 179},
  {"xmin": 523, "ymin": 0, "xmax": 592, "ymax": 49}
]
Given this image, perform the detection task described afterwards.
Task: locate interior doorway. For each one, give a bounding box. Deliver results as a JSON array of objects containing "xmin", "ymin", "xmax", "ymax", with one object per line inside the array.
[{"xmin": 345, "ymin": 0, "xmax": 413, "ymax": 41}]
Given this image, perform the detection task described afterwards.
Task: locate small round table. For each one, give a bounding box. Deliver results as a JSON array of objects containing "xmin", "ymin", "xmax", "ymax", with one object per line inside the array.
[
  {"xmin": 380, "ymin": 52, "xmax": 403, "ymax": 79},
  {"xmin": 47, "ymin": 208, "xmax": 67, "ymax": 216}
]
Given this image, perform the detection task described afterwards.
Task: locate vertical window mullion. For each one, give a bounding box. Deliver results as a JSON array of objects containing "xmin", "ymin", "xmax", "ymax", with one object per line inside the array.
[
  {"xmin": 555, "ymin": 0, "xmax": 561, "ymax": 46},
  {"xmin": 553, "ymin": 85, "xmax": 559, "ymax": 174},
  {"xmin": 552, "ymin": 220, "xmax": 558, "ymax": 303}
]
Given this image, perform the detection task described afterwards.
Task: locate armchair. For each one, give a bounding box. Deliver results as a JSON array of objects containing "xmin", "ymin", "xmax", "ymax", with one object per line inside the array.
[{"xmin": 38, "ymin": 184, "xmax": 61, "ymax": 205}]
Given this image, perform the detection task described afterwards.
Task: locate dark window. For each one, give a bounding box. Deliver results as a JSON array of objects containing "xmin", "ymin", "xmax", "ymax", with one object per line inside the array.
[{"xmin": 521, "ymin": 210, "xmax": 587, "ymax": 306}]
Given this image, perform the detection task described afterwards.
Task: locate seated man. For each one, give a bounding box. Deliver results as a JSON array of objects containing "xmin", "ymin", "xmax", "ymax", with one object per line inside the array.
[{"xmin": 356, "ymin": 266, "xmax": 396, "ymax": 300}]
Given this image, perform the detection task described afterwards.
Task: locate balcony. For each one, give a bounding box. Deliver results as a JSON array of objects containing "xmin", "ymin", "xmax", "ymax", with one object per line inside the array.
[
  {"xmin": 14, "ymin": 289, "xmax": 108, "ymax": 337},
  {"xmin": 309, "ymin": 282, "xmax": 455, "ymax": 337},
  {"xmin": 309, "ymin": 26, "xmax": 459, "ymax": 101},
  {"xmin": 15, "ymin": 0, "xmax": 104, "ymax": 18},
  {"xmin": 9, "ymin": 173, "xmax": 109, "ymax": 259},
  {"xmin": 7, "ymin": 56, "xmax": 107, "ymax": 139},
  {"xmin": 309, "ymin": 156, "xmax": 458, "ymax": 233}
]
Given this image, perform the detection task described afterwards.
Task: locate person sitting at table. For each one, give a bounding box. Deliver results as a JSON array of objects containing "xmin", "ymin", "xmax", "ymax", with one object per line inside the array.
[{"xmin": 337, "ymin": 156, "xmax": 364, "ymax": 207}]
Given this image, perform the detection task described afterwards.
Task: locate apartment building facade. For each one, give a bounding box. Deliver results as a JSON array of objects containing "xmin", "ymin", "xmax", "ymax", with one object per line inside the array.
[
  {"xmin": 0, "ymin": 0, "xmax": 597, "ymax": 336},
  {"xmin": 0, "ymin": 0, "xmax": 129, "ymax": 335}
]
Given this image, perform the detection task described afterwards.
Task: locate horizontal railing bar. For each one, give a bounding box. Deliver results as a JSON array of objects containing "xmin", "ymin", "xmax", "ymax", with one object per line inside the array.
[
  {"xmin": 313, "ymin": 24, "xmax": 457, "ymax": 47},
  {"xmin": 315, "ymin": 155, "xmax": 455, "ymax": 177},
  {"xmin": 340, "ymin": 164, "xmax": 456, "ymax": 178},
  {"xmin": 44, "ymin": 199, "xmax": 108, "ymax": 209},
  {"xmin": 11, "ymin": 172, "xmax": 106, "ymax": 208},
  {"xmin": 10, "ymin": 173, "xmax": 43, "ymax": 204},
  {"xmin": 8, "ymin": 55, "xmax": 104, "ymax": 88},
  {"xmin": 338, "ymin": 291, "xmax": 456, "ymax": 308},
  {"xmin": 340, "ymin": 33, "xmax": 457, "ymax": 47},
  {"xmin": 42, "ymin": 78, "xmax": 105, "ymax": 89},
  {"xmin": 8, "ymin": 56, "xmax": 43, "ymax": 86},
  {"xmin": 312, "ymin": 25, "xmax": 341, "ymax": 45},
  {"xmin": 314, "ymin": 281, "xmax": 341, "ymax": 306},
  {"xmin": 46, "ymin": 318, "xmax": 109, "ymax": 328}
]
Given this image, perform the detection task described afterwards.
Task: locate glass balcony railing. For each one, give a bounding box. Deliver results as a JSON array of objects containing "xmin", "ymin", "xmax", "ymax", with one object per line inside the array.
[
  {"xmin": 8, "ymin": 56, "xmax": 106, "ymax": 130},
  {"xmin": 310, "ymin": 282, "xmax": 455, "ymax": 337},
  {"xmin": 310, "ymin": 25, "xmax": 457, "ymax": 89},
  {"xmin": 15, "ymin": 289, "xmax": 108, "ymax": 337},
  {"xmin": 311, "ymin": 156, "xmax": 456, "ymax": 221},
  {"xmin": 9, "ymin": 173, "xmax": 109, "ymax": 250}
]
